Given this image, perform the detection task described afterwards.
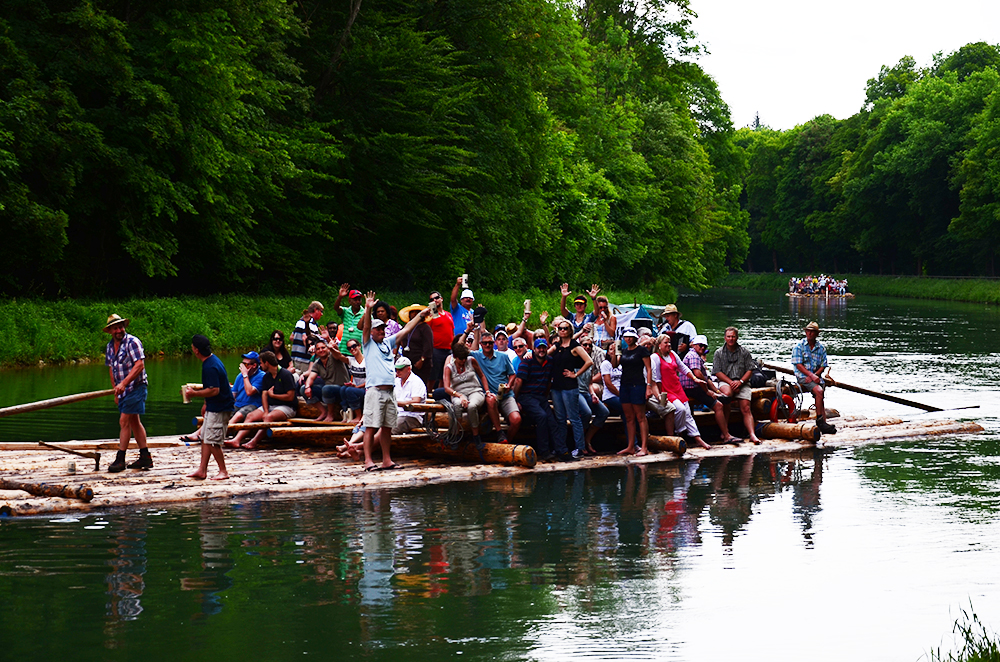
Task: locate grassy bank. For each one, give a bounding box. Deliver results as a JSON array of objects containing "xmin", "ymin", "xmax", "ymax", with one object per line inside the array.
[
  {"xmin": 0, "ymin": 283, "xmax": 676, "ymax": 368},
  {"xmin": 925, "ymin": 607, "xmax": 1000, "ymax": 662},
  {"xmin": 723, "ymin": 273, "xmax": 1000, "ymax": 305}
]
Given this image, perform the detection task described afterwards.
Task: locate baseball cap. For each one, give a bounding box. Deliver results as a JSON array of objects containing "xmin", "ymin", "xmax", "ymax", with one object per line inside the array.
[
  {"xmin": 242, "ymin": 351, "xmax": 260, "ymax": 361},
  {"xmin": 394, "ymin": 356, "xmax": 412, "ymax": 369},
  {"xmin": 534, "ymin": 338, "xmax": 548, "ymax": 348},
  {"xmin": 622, "ymin": 327, "xmax": 639, "ymax": 338},
  {"xmin": 371, "ymin": 318, "xmax": 386, "ymax": 328}
]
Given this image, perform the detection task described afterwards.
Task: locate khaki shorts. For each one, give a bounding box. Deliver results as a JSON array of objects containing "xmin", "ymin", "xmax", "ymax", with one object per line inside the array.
[
  {"xmin": 363, "ymin": 388, "xmax": 398, "ymax": 429},
  {"xmin": 498, "ymin": 395, "xmax": 519, "ymax": 418},
  {"xmin": 733, "ymin": 383, "xmax": 752, "ymax": 401},
  {"xmin": 269, "ymin": 404, "xmax": 296, "ymax": 419},
  {"xmin": 202, "ymin": 410, "xmax": 232, "ymax": 447},
  {"xmin": 392, "ymin": 415, "xmax": 423, "ymax": 435},
  {"xmin": 646, "ymin": 396, "xmax": 675, "ymax": 418}
]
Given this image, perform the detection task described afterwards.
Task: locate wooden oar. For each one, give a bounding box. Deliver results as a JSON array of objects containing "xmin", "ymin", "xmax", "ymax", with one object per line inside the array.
[
  {"xmin": 0, "ymin": 389, "xmax": 115, "ymax": 418},
  {"xmin": 761, "ymin": 362, "xmax": 943, "ymax": 412}
]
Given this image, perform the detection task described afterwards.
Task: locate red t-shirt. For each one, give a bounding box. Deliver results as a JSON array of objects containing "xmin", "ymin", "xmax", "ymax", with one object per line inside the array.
[{"xmin": 427, "ymin": 312, "xmax": 455, "ymax": 350}]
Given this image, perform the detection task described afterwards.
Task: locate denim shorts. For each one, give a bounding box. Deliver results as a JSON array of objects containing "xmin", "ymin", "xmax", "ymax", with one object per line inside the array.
[
  {"xmin": 619, "ymin": 383, "xmax": 647, "ymax": 405},
  {"xmin": 118, "ymin": 384, "xmax": 147, "ymax": 415}
]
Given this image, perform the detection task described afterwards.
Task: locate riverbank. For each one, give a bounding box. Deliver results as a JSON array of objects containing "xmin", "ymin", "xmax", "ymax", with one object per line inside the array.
[
  {"xmin": 0, "ymin": 284, "xmax": 676, "ymax": 368},
  {"xmin": 722, "ymin": 273, "xmax": 1000, "ymax": 304}
]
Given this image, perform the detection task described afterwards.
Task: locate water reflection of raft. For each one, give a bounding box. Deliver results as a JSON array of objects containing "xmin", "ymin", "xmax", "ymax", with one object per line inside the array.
[{"xmin": 786, "ymin": 292, "xmax": 854, "ymax": 299}]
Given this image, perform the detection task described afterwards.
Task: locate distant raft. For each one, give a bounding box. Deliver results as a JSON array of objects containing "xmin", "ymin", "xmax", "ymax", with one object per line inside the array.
[{"xmin": 786, "ymin": 292, "xmax": 854, "ymax": 299}]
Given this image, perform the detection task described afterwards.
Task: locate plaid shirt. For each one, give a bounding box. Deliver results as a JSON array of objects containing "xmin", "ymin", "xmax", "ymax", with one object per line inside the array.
[
  {"xmin": 792, "ymin": 338, "xmax": 827, "ymax": 382},
  {"xmin": 680, "ymin": 351, "xmax": 705, "ymax": 389},
  {"xmin": 105, "ymin": 333, "xmax": 147, "ymax": 396}
]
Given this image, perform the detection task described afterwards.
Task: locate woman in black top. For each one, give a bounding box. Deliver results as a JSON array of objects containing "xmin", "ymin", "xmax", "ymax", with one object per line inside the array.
[
  {"xmin": 611, "ymin": 327, "xmax": 653, "ymax": 456},
  {"xmin": 262, "ymin": 330, "xmax": 292, "ymax": 371},
  {"xmin": 547, "ymin": 320, "xmax": 593, "ymax": 457}
]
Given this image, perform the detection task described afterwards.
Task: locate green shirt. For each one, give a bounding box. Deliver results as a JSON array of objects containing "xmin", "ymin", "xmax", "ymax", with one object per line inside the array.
[{"xmin": 339, "ymin": 307, "xmax": 364, "ymax": 353}]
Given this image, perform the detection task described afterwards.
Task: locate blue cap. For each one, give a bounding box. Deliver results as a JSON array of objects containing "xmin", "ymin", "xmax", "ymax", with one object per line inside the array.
[
  {"xmin": 534, "ymin": 338, "xmax": 548, "ymax": 348},
  {"xmin": 242, "ymin": 351, "xmax": 260, "ymax": 361}
]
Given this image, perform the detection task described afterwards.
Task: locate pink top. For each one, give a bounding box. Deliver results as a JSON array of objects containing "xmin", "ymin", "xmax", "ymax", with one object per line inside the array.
[{"xmin": 658, "ymin": 352, "xmax": 688, "ymax": 403}]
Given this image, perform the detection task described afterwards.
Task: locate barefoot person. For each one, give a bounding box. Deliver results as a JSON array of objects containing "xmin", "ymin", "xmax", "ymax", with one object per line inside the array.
[
  {"xmin": 612, "ymin": 327, "xmax": 654, "ymax": 456},
  {"xmin": 104, "ymin": 313, "xmax": 153, "ymax": 473},
  {"xmin": 184, "ymin": 335, "xmax": 233, "ymax": 480},
  {"xmin": 714, "ymin": 326, "xmax": 763, "ymax": 445},
  {"xmin": 227, "ymin": 351, "xmax": 298, "ymax": 450}
]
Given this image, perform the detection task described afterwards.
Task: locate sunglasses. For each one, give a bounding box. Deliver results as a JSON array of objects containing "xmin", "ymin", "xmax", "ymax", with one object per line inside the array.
[
  {"xmin": 482, "ymin": 340, "xmax": 494, "ymax": 345},
  {"xmin": 347, "ymin": 344, "xmax": 359, "ymax": 351},
  {"xmin": 558, "ymin": 326, "xmax": 571, "ymax": 332},
  {"xmin": 272, "ymin": 336, "xmax": 282, "ymax": 341}
]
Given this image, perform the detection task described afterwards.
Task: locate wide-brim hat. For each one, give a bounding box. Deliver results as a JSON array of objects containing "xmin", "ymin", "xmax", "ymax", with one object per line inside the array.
[
  {"xmin": 398, "ymin": 304, "xmax": 427, "ymax": 323},
  {"xmin": 804, "ymin": 321, "xmax": 821, "ymax": 332},
  {"xmin": 103, "ymin": 314, "xmax": 130, "ymax": 333},
  {"xmin": 663, "ymin": 304, "xmax": 679, "ymax": 315}
]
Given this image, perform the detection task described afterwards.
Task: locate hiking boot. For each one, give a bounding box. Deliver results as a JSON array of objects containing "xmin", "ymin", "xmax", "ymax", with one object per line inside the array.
[
  {"xmin": 127, "ymin": 449, "xmax": 153, "ymax": 470},
  {"xmin": 816, "ymin": 417, "xmax": 837, "ymax": 435},
  {"xmin": 108, "ymin": 450, "xmax": 127, "ymax": 473}
]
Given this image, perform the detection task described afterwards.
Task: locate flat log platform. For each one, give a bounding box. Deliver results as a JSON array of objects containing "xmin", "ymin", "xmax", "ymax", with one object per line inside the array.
[{"xmin": 0, "ymin": 413, "xmax": 984, "ymax": 517}]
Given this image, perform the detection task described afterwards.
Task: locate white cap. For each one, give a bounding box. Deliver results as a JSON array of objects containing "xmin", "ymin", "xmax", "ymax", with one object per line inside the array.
[
  {"xmin": 460, "ymin": 288, "xmax": 474, "ymax": 300},
  {"xmin": 691, "ymin": 334, "xmax": 708, "ymax": 346},
  {"xmin": 622, "ymin": 327, "xmax": 639, "ymax": 338},
  {"xmin": 371, "ymin": 318, "xmax": 386, "ymax": 328},
  {"xmin": 394, "ymin": 356, "xmax": 412, "ymax": 369}
]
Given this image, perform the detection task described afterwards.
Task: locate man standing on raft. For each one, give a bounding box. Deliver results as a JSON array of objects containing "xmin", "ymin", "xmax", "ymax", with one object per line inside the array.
[
  {"xmin": 104, "ymin": 313, "xmax": 153, "ymax": 472},
  {"xmin": 184, "ymin": 335, "xmax": 234, "ymax": 480},
  {"xmin": 793, "ymin": 321, "xmax": 837, "ymax": 434}
]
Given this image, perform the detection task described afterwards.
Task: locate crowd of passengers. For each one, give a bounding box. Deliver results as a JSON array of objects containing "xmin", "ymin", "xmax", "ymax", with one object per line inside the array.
[
  {"xmin": 196, "ymin": 278, "xmax": 765, "ymax": 462},
  {"xmin": 788, "ymin": 275, "xmax": 849, "ymax": 295}
]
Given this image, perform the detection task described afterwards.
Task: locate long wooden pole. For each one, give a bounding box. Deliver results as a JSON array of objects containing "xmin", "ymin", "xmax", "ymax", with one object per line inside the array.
[
  {"xmin": 0, "ymin": 389, "xmax": 115, "ymax": 418},
  {"xmin": 761, "ymin": 362, "xmax": 943, "ymax": 412}
]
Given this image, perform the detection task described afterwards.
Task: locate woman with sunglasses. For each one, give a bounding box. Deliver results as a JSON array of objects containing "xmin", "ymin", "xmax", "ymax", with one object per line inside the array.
[
  {"xmin": 262, "ymin": 330, "xmax": 293, "ymax": 372},
  {"xmin": 337, "ymin": 339, "xmax": 366, "ymax": 424},
  {"xmin": 611, "ymin": 327, "xmax": 653, "ymax": 456},
  {"xmin": 443, "ymin": 336, "xmax": 490, "ymax": 447},
  {"xmin": 547, "ymin": 320, "xmax": 593, "ymax": 457}
]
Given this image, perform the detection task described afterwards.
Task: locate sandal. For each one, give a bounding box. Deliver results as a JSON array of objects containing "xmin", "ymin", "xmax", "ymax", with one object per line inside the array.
[
  {"xmin": 363, "ymin": 464, "xmax": 380, "ymax": 472},
  {"xmin": 180, "ymin": 434, "xmax": 199, "ymax": 443},
  {"xmin": 382, "ymin": 463, "xmax": 402, "ymax": 470}
]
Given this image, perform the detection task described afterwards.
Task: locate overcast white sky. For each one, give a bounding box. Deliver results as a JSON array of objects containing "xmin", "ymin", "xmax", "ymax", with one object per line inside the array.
[{"xmin": 690, "ymin": 0, "xmax": 1000, "ymax": 130}]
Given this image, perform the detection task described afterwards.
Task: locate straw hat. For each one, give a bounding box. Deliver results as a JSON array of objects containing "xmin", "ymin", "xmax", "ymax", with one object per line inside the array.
[
  {"xmin": 804, "ymin": 321, "xmax": 820, "ymax": 332},
  {"xmin": 663, "ymin": 304, "xmax": 679, "ymax": 315},
  {"xmin": 398, "ymin": 304, "xmax": 427, "ymax": 324},
  {"xmin": 103, "ymin": 314, "xmax": 130, "ymax": 333}
]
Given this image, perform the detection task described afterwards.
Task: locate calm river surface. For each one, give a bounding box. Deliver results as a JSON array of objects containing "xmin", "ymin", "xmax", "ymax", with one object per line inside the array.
[{"xmin": 2, "ymin": 288, "xmax": 1000, "ymax": 661}]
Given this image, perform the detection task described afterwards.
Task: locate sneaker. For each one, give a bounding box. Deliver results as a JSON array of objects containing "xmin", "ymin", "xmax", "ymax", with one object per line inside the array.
[
  {"xmin": 556, "ymin": 452, "xmax": 579, "ymax": 462},
  {"xmin": 127, "ymin": 452, "xmax": 153, "ymax": 470},
  {"xmin": 108, "ymin": 451, "xmax": 127, "ymax": 473},
  {"xmin": 496, "ymin": 431, "xmax": 508, "ymax": 444},
  {"xmin": 571, "ymin": 449, "xmax": 581, "ymax": 458}
]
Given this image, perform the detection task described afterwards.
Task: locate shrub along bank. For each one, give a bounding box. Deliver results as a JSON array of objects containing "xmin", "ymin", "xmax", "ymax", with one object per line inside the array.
[
  {"xmin": 723, "ymin": 273, "xmax": 1000, "ymax": 305},
  {"xmin": 0, "ymin": 283, "xmax": 677, "ymax": 368}
]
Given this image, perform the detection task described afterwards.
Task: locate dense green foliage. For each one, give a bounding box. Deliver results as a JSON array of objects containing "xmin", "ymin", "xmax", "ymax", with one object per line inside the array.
[
  {"xmin": 0, "ymin": 283, "xmax": 675, "ymax": 366},
  {"xmin": 0, "ymin": 0, "xmax": 747, "ymax": 297},
  {"xmin": 723, "ymin": 273, "xmax": 1000, "ymax": 305},
  {"xmin": 738, "ymin": 42, "xmax": 1000, "ymax": 277}
]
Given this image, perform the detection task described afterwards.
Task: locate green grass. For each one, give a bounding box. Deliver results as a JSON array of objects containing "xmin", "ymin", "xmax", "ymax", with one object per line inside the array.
[
  {"xmin": 722, "ymin": 273, "xmax": 1000, "ymax": 305},
  {"xmin": 925, "ymin": 606, "xmax": 1000, "ymax": 662},
  {"xmin": 0, "ymin": 282, "xmax": 677, "ymax": 368}
]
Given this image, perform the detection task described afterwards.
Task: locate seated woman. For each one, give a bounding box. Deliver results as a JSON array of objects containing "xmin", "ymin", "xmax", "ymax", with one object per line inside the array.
[
  {"xmin": 442, "ymin": 335, "xmax": 490, "ymax": 447},
  {"xmin": 600, "ymin": 345, "xmax": 623, "ymax": 418},
  {"xmin": 262, "ymin": 329, "xmax": 293, "ymax": 373},
  {"xmin": 651, "ymin": 334, "xmax": 712, "ymax": 450}
]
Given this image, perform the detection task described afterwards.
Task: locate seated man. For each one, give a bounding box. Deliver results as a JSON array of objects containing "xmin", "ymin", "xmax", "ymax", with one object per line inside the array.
[
  {"xmin": 392, "ymin": 356, "xmax": 427, "ymax": 434},
  {"xmin": 513, "ymin": 338, "xmax": 574, "ymax": 462},
  {"xmin": 713, "ymin": 326, "xmax": 762, "ymax": 445},
  {"xmin": 793, "ymin": 321, "xmax": 837, "ymax": 434},
  {"xmin": 298, "ymin": 337, "xmax": 349, "ymax": 422},
  {"xmin": 471, "ymin": 328, "xmax": 521, "ymax": 443},
  {"xmin": 682, "ymin": 335, "xmax": 737, "ymax": 443},
  {"xmin": 226, "ymin": 350, "xmax": 298, "ymax": 450}
]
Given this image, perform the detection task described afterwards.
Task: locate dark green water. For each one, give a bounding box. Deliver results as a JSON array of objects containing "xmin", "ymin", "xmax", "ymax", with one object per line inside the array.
[{"xmin": 2, "ymin": 289, "xmax": 1000, "ymax": 660}]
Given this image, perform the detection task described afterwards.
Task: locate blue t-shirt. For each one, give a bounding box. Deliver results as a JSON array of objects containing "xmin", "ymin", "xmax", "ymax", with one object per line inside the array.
[
  {"xmin": 451, "ymin": 303, "xmax": 475, "ymax": 337},
  {"xmin": 202, "ymin": 354, "xmax": 235, "ymax": 413},
  {"xmin": 232, "ymin": 367, "xmax": 265, "ymax": 409},
  {"xmin": 471, "ymin": 350, "xmax": 516, "ymax": 398},
  {"xmin": 363, "ymin": 333, "xmax": 400, "ymax": 388}
]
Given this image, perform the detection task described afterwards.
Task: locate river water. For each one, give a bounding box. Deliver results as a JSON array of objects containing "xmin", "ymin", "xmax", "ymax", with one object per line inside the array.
[{"xmin": 2, "ymin": 289, "xmax": 999, "ymax": 661}]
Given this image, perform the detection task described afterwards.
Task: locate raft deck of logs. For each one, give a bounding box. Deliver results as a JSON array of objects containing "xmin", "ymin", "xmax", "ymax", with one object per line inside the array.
[{"xmin": 0, "ymin": 406, "xmax": 984, "ymax": 516}]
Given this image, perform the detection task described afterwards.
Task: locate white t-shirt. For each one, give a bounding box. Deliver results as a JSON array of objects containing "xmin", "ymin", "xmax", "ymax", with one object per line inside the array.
[
  {"xmin": 395, "ymin": 374, "xmax": 427, "ymax": 420},
  {"xmin": 348, "ymin": 356, "xmax": 366, "ymax": 388},
  {"xmin": 599, "ymin": 359, "xmax": 622, "ymax": 401}
]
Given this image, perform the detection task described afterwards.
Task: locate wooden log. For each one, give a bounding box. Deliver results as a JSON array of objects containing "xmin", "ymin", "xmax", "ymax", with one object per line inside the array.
[
  {"xmin": 0, "ymin": 478, "xmax": 94, "ymax": 502},
  {"xmin": 193, "ymin": 417, "xmax": 294, "ymax": 431},
  {"xmin": 391, "ymin": 436, "xmax": 537, "ymax": 468},
  {"xmin": 287, "ymin": 418, "xmax": 358, "ymax": 428},
  {"xmin": 0, "ymin": 389, "xmax": 115, "ymax": 418},
  {"xmin": 756, "ymin": 421, "xmax": 821, "ymax": 443},
  {"xmin": 404, "ymin": 402, "xmax": 447, "ymax": 413},
  {"xmin": 266, "ymin": 426, "xmax": 352, "ymax": 446},
  {"xmin": 647, "ymin": 435, "xmax": 687, "ymax": 455}
]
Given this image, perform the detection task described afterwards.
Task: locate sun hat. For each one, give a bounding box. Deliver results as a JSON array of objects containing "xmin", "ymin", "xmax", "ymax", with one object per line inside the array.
[
  {"xmin": 460, "ymin": 288, "xmax": 474, "ymax": 300},
  {"xmin": 663, "ymin": 304, "xmax": 679, "ymax": 315},
  {"xmin": 804, "ymin": 321, "xmax": 820, "ymax": 332},
  {"xmin": 622, "ymin": 327, "xmax": 639, "ymax": 338},
  {"xmin": 691, "ymin": 335, "xmax": 709, "ymax": 346},
  {"xmin": 398, "ymin": 304, "xmax": 427, "ymax": 323},
  {"xmin": 103, "ymin": 314, "xmax": 130, "ymax": 333}
]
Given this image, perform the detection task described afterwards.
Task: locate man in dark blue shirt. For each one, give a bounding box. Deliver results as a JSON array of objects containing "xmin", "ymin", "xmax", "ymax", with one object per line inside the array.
[
  {"xmin": 513, "ymin": 338, "xmax": 574, "ymax": 462},
  {"xmin": 184, "ymin": 335, "xmax": 235, "ymax": 480}
]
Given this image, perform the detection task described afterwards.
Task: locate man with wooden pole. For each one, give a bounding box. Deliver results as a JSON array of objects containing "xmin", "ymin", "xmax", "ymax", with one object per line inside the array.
[
  {"xmin": 793, "ymin": 321, "xmax": 837, "ymax": 434},
  {"xmin": 104, "ymin": 313, "xmax": 153, "ymax": 472}
]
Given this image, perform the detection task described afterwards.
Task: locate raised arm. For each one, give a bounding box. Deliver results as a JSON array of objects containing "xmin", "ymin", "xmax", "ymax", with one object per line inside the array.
[
  {"xmin": 396, "ymin": 306, "xmax": 429, "ymax": 346},
  {"xmin": 362, "ymin": 291, "xmax": 375, "ymax": 345},
  {"xmin": 333, "ymin": 283, "xmax": 349, "ymax": 315},
  {"xmin": 559, "ymin": 283, "xmax": 571, "ymax": 318},
  {"xmin": 450, "ymin": 276, "xmax": 462, "ymax": 309}
]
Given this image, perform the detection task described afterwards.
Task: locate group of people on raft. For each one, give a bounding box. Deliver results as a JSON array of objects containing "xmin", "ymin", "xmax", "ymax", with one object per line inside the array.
[
  {"xmin": 788, "ymin": 275, "xmax": 849, "ymax": 296},
  {"xmin": 163, "ymin": 277, "xmax": 837, "ymax": 473}
]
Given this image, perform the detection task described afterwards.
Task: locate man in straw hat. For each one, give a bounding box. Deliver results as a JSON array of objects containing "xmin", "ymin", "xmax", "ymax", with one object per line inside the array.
[
  {"xmin": 103, "ymin": 313, "xmax": 153, "ymax": 472},
  {"xmin": 793, "ymin": 321, "xmax": 837, "ymax": 434},
  {"xmin": 399, "ymin": 304, "xmax": 433, "ymax": 385}
]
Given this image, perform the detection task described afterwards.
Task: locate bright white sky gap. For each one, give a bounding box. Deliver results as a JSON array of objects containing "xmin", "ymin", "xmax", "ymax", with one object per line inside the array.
[{"xmin": 691, "ymin": 0, "xmax": 1000, "ymax": 130}]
